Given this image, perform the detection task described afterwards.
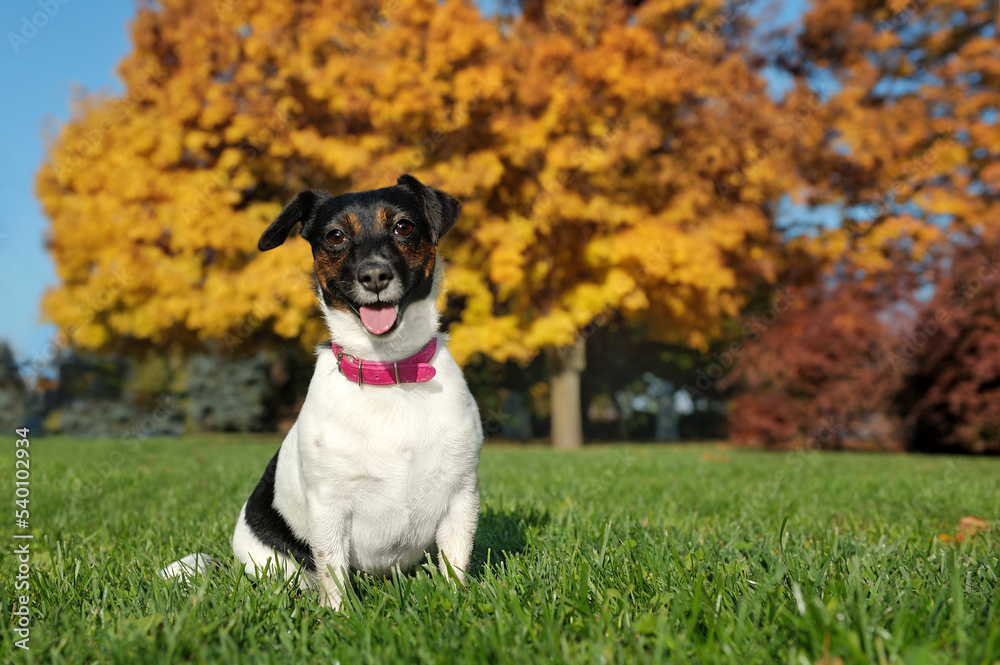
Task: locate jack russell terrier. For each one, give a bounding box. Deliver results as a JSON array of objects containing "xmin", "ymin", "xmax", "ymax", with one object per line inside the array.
[{"xmin": 161, "ymin": 175, "xmax": 484, "ymax": 610}]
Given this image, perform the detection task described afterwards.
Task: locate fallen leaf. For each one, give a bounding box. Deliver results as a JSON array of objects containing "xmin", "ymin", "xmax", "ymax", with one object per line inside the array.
[
  {"xmin": 957, "ymin": 515, "xmax": 991, "ymax": 540},
  {"xmin": 940, "ymin": 515, "xmax": 992, "ymax": 543}
]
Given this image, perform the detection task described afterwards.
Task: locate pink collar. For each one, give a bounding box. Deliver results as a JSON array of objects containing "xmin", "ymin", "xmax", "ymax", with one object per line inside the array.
[{"xmin": 331, "ymin": 337, "xmax": 437, "ymax": 386}]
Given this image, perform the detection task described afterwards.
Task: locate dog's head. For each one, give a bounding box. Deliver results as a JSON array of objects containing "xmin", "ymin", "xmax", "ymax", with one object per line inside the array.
[{"xmin": 258, "ymin": 175, "xmax": 460, "ymax": 341}]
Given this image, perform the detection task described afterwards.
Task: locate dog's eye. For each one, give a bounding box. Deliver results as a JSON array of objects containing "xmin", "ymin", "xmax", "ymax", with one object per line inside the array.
[
  {"xmin": 327, "ymin": 229, "xmax": 346, "ymax": 245},
  {"xmin": 394, "ymin": 220, "xmax": 414, "ymax": 236}
]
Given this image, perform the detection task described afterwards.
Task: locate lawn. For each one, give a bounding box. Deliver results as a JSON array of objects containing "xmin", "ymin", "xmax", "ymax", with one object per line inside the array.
[{"xmin": 2, "ymin": 437, "xmax": 999, "ymax": 664}]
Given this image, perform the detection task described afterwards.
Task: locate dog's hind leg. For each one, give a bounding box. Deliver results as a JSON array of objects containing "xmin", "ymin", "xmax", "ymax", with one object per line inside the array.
[{"xmin": 232, "ymin": 503, "xmax": 310, "ymax": 589}]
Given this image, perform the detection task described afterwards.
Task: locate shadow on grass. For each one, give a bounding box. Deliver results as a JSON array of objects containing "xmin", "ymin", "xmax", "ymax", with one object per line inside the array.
[{"xmin": 469, "ymin": 505, "xmax": 549, "ymax": 579}]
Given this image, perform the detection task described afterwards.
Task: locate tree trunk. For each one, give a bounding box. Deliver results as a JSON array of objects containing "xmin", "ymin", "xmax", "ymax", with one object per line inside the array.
[{"xmin": 548, "ymin": 337, "xmax": 586, "ymax": 449}]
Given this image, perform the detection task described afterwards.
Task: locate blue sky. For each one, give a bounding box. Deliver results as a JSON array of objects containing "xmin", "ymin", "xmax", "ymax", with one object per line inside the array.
[
  {"xmin": 0, "ymin": 0, "xmax": 807, "ymax": 369},
  {"xmin": 0, "ymin": 0, "xmax": 135, "ymax": 366}
]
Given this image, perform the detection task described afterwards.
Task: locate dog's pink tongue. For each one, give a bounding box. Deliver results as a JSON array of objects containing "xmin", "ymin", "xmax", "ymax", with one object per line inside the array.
[{"xmin": 359, "ymin": 304, "xmax": 398, "ymax": 335}]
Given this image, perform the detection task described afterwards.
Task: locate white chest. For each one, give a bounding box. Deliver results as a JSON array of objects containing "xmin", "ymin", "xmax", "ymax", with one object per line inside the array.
[{"xmin": 285, "ymin": 343, "xmax": 482, "ymax": 572}]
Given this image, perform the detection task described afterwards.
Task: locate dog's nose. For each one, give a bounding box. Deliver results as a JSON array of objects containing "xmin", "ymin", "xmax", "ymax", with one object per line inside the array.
[{"xmin": 357, "ymin": 261, "xmax": 394, "ymax": 293}]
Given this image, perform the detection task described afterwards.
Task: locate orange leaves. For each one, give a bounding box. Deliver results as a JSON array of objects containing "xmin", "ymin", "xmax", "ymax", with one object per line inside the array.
[{"xmin": 787, "ymin": 0, "xmax": 998, "ymax": 301}]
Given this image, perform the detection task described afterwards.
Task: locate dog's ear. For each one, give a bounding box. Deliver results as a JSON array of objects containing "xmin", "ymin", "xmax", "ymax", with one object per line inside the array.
[
  {"xmin": 259, "ymin": 191, "xmax": 319, "ymax": 251},
  {"xmin": 396, "ymin": 174, "xmax": 461, "ymax": 245}
]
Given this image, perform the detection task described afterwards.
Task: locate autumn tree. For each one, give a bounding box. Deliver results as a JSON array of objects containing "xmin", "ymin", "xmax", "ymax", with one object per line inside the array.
[
  {"xmin": 38, "ymin": 0, "xmax": 796, "ymax": 446},
  {"xmin": 38, "ymin": 0, "xmax": 501, "ymax": 356},
  {"xmin": 436, "ymin": 0, "xmax": 802, "ymax": 447},
  {"xmin": 719, "ymin": 0, "xmax": 999, "ymax": 450},
  {"xmin": 772, "ymin": 0, "xmax": 997, "ymax": 301}
]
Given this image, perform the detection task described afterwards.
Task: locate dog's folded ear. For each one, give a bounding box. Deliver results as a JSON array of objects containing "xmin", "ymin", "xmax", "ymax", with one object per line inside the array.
[
  {"xmin": 396, "ymin": 175, "xmax": 461, "ymax": 245},
  {"xmin": 259, "ymin": 191, "xmax": 319, "ymax": 251}
]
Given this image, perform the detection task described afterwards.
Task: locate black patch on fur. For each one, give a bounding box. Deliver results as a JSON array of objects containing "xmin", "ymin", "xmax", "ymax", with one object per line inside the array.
[
  {"xmin": 244, "ymin": 450, "xmax": 316, "ymax": 572},
  {"xmin": 258, "ymin": 190, "xmax": 319, "ymax": 251},
  {"xmin": 395, "ymin": 174, "xmax": 461, "ymax": 244}
]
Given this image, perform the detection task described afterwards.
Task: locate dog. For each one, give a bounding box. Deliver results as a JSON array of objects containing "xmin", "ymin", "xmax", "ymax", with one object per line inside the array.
[{"xmin": 161, "ymin": 175, "xmax": 484, "ymax": 610}]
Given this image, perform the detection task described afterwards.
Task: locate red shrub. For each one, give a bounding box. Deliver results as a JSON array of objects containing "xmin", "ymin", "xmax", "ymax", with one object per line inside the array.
[
  {"xmin": 724, "ymin": 285, "xmax": 905, "ymax": 450},
  {"xmin": 896, "ymin": 241, "xmax": 1000, "ymax": 453}
]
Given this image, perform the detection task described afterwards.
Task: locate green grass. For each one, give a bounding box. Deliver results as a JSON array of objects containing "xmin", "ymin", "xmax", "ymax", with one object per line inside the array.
[{"xmin": 2, "ymin": 437, "xmax": 999, "ymax": 664}]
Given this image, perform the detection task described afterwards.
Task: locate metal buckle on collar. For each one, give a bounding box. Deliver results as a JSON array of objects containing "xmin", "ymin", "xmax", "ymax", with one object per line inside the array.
[
  {"xmin": 335, "ymin": 350, "xmax": 361, "ymax": 384},
  {"xmin": 336, "ymin": 349, "xmax": 403, "ymax": 385}
]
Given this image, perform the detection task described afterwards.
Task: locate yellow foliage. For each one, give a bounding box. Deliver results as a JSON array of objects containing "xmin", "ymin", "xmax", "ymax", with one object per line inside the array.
[{"xmin": 38, "ymin": 0, "xmax": 793, "ymax": 363}]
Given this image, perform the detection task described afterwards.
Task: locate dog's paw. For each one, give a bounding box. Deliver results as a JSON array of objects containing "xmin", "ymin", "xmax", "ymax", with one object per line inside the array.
[
  {"xmin": 316, "ymin": 570, "xmax": 346, "ymax": 610},
  {"xmin": 437, "ymin": 558, "xmax": 468, "ymax": 590},
  {"xmin": 318, "ymin": 588, "xmax": 343, "ymax": 611}
]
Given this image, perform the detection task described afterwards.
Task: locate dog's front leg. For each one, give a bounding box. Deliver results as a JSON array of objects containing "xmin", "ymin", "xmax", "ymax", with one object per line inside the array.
[
  {"xmin": 436, "ymin": 484, "xmax": 480, "ymax": 585},
  {"xmin": 306, "ymin": 494, "xmax": 351, "ymax": 610}
]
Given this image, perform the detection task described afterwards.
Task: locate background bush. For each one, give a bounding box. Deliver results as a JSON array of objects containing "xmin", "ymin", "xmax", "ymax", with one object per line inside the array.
[{"xmin": 185, "ymin": 350, "xmax": 276, "ymax": 432}]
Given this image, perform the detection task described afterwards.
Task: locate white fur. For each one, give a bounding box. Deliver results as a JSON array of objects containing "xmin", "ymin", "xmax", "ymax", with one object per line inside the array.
[
  {"xmin": 230, "ymin": 261, "xmax": 483, "ymax": 609},
  {"xmin": 157, "ymin": 553, "xmax": 217, "ymax": 582}
]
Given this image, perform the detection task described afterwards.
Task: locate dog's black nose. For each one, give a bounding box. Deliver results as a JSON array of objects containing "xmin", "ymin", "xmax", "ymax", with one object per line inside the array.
[{"xmin": 357, "ymin": 261, "xmax": 394, "ymax": 293}]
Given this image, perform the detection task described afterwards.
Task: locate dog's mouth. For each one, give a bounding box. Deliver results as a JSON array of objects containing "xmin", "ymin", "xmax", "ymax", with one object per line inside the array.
[{"xmin": 357, "ymin": 302, "xmax": 399, "ymax": 335}]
